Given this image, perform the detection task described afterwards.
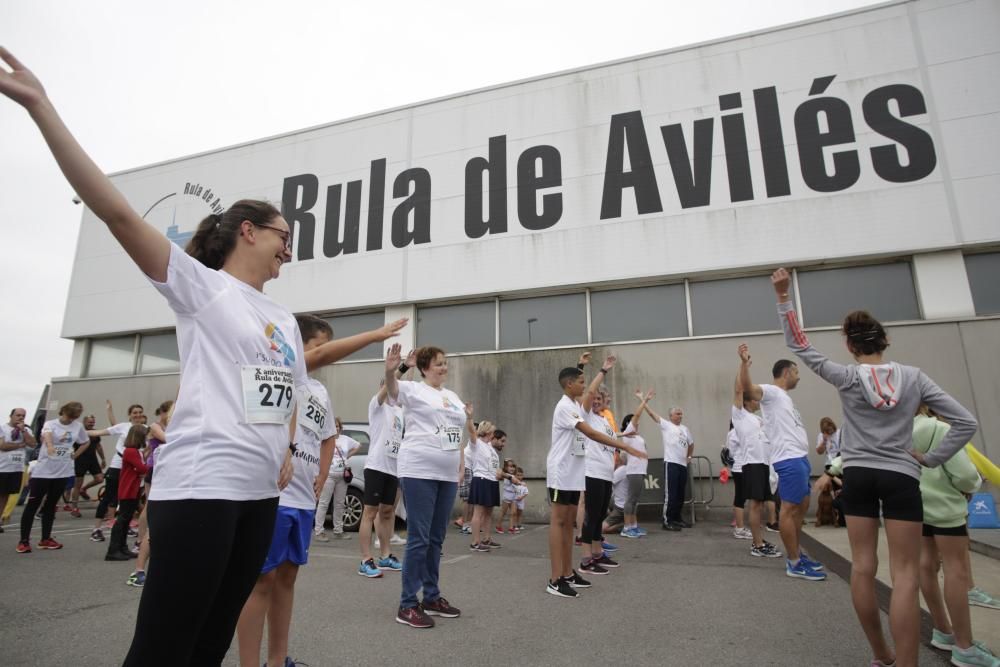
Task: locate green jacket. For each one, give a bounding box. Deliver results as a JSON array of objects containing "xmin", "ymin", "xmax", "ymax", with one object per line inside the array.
[{"xmin": 911, "ymin": 415, "xmax": 981, "ymax": 528}]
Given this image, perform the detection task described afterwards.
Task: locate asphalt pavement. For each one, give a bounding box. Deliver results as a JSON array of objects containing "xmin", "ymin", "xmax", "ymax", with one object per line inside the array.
[{"xmin": 0, "ymin": 503, "xmax": 948, "ymax": 666}]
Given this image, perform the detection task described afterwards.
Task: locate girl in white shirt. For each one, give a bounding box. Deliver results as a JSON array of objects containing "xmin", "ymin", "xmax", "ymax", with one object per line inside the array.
[
  {"xmin": 815, "ymin": 417, "xmax": 841, "ymax": 465},
  {"xmin": 314, "ymin": 417, "xmax": 360, "ymax": 540}
]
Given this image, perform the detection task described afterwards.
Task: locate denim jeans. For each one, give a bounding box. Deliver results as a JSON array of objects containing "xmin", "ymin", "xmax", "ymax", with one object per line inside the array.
[{"xmin": 399, "ymin": 477, "xmax": 457, "ymax": 608}]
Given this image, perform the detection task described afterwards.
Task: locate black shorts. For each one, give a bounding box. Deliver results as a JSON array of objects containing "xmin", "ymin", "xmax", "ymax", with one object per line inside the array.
[
  {"xmin": 742, "ymin": 463, "xmax": 772, "ymax": 502},
  {"xmin": 0, "ymin": 470, "xmax": 23, "ymax": 494},
  {"xmin": 468, "ymin": 477, "xmax": 500, "ymax": 507},
  {"xmin": 922, "ymin": 523, "xmax": 968, "ymax": 537},
  {"xmin": 732, "ymin": 471, "xmax": 746, "ymax": 508},
  {"xmin": 841, "ymin": 466, "xmax": 922, "ymax": 523},
  {"xmin": 547, "ymin": 488, "xmax": 581, "ymax": 506},
  {"xmin": 363, "ymin": 468, "xmax": 399, "ymax": 507},
  {"xmin": 75, "ymin": 457, "xmax": 102, "ymax": 478}
]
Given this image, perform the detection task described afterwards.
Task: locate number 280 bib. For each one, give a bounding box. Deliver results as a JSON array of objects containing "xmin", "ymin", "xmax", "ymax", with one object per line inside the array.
[{"xmin": 242, "ymin": 365, "xmax": 295, "ymax": 424}]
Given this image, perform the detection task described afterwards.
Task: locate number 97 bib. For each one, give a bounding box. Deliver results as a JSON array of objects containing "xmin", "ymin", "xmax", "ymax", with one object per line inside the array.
[{"xmin": 242, "ymin": 365, "xmax": 295, "ymax": 424}]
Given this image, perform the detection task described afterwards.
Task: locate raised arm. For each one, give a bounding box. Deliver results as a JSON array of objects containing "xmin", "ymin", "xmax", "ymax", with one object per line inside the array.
[
  {"xmin": 643, "ymin": 398, "xmax": 664, "ymax": 424},
  {"xmin": 0, "ymin": 49, "xmax": 171, "ymax": 281},
  {"xmin": 105, "ymin": 400, "xmax": 117, "ymax": 428},
  {"xmin": 575, "ymin": 421, "xmax": 646, "ymax": 459},
  {"xmin": 581, "ymin": 355, "xmax": 615, "ymax": 409},
  {"xmin": 738, "ymin": 343, "xmax": 763, "ymax": 402},
  {"xmin": 383, "ymin": 343, "xmax": 402, "ymax": 401},
  {"xmin": 305, "ymin": 318, "xmax": 408, "ymax": 371},
  {"xmin": 377, "ymin": 348, "xmax": 415, "ymax": 406}
]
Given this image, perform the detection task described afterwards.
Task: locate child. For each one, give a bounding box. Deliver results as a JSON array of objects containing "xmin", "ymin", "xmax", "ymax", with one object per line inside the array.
[
  {"xmin": 513, "ymin": 468, "xmax": 528, "ymax": 532},
  {"xmin": 497, "ymin": 459, "xmax": 518, "ymax": 534},
  {"xmin": 106, "ymin": 425, "xmax": 148, "ymax": 561}
]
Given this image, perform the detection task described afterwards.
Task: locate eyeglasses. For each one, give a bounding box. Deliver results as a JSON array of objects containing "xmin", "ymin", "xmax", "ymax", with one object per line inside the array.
[{"xmin": 253, "ymin": 222, "xmax": 293, "ymax": 251}]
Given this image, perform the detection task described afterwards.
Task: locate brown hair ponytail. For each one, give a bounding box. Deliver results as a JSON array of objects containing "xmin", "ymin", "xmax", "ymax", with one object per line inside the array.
[
  {"xmin": 185, "ymin": 199, "xmax": 281, "ymax": 269},
  {"xmin": 842, "ymin": 310, "xmax": 889, "ymax": 356}
]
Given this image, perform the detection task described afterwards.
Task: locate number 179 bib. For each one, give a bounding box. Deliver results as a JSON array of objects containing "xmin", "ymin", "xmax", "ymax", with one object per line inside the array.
[{"xmin": 242, "ymin": 365, "xmax": 295, "ymax": 424}]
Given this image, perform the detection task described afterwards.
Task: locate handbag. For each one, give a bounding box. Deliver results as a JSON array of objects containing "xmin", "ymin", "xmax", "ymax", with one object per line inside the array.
[{"xmin": 335, "ymin": 446, "xmax": 353, "ymax": 483}]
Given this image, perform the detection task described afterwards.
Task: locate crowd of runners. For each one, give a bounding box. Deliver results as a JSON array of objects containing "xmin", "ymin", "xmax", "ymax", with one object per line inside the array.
[{"xmin": 2, "ymin": 47, "xmax": 1000, "ymax": 667}]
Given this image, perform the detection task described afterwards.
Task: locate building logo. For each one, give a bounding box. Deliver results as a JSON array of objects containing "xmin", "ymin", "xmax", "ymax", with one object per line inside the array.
[{"xmin": 142, "ymin": 182, "xmax": 226, "ymax": 247}]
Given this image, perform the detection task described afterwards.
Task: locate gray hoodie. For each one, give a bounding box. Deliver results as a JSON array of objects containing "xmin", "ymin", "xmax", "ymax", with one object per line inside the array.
[{"xmin": 777, "ymin": 301, "xmax": 977, "ymax": 479}]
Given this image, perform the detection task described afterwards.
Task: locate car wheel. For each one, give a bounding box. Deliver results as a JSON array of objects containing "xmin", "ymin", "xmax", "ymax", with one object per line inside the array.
[{"xmin": 341, "ymin": 487, "xmax": 364, "ymax": 532}]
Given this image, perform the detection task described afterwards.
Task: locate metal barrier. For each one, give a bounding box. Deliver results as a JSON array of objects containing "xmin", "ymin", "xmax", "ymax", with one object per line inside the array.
[{"xmin": 683, "ymin": 455, "xmax": 714, "ymax": 525}]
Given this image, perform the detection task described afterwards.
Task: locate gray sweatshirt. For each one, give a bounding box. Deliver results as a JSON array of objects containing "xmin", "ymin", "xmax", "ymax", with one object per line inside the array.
[{"xmin": 777, "ymin": 301, "xmax": 977, "ymax": 479}]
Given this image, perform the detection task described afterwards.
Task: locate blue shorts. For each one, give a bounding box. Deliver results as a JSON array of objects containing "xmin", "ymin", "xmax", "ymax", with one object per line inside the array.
[
  {"xmin": 261, "ymin": 506, "xmax": 314, "ymax": 574},
  {"xmin": 773, "ymin": 456, "xmax": 811, "ymax": 504}
]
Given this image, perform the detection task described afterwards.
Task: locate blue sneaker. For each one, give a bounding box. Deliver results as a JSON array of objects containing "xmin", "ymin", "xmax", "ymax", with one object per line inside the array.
[
  {"xmin": 358, "ymin": 559, "xmax": 383, "ymax": 578},
  {"xmin": 619, "ymin": 527, "xmax": 639, "ymax": 539},
  {"xmin": 798, "ymin": 553, "xmax": 824, "ymax": 571},
  {"xmin": 634, "ymin": 526, "xmax": 648, "ymax": 536},
  {"xmin": 601, "ymin": 541, "xmax": 619, "ymax": 552},
  {"xmin": 377, "ymin": 554, "xmax": 402, "ymax": 572},
  {"xmin": 786, "ymin": 559, "xmax": 826, "ymax": 581}
]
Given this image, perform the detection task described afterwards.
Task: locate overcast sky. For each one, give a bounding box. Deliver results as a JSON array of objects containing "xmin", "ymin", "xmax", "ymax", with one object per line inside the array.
[{"xmin": 1, "ymin": 0, "xmax": 883, "ymax": 415}]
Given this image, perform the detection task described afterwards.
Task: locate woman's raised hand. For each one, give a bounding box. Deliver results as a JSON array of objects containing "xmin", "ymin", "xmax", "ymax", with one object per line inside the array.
[{"xmin": 0, "ymin": 48, "xmax": 47, "ymax": 109}]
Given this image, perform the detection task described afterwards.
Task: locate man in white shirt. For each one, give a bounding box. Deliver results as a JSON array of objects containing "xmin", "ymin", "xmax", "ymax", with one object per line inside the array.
[
  {"xmin": 1, "ymin": 408, "xmax": 36, "ymax": 529},
  {"xmin": 641, "ymin": 403, "xmax": 694, "ymax": 530}
]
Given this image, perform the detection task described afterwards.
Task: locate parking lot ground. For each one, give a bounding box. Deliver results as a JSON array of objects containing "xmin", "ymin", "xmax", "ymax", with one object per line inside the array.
[{"xmin": 1, "ymin": 505, "xmax": 948, "ymax": 666}]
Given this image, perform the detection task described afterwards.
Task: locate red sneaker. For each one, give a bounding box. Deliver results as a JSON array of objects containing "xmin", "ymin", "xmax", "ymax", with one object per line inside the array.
[
  {"xmin": 495, "ymin": 526, "xmax": 504, "ymax": 534},
  {"xmin": 38, "ymin": 538, "xmax": 63, "ymax": 550},
  {"xmin": 422, "ymin": 596, "xmax": 461, "ymax": 618},
  {"xmin": 62, "ymin": 504, "xmax": 74, "ymax": 512},
  {"xmin": 396, "ymin": 605, "xmax": 434, "ymax": 628},
  {"xmin": 16, "ymin": 540, "xmax": 31, "ymax": 554},
  {"xmin": 508, "ymin": 527, "xmax": 516, "ymax": 534},
  {"xmin": 70, "ymin": 508, "xmax": 82, "ymax": 518}
]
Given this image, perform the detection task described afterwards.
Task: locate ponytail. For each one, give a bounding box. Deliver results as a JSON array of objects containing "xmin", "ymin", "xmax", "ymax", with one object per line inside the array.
[
  {"xmin": 184, "ymin": 199, "xmax": 281, "ymax": 270},
  {"xmin": 842, "ymin": 310, "xmax": 889, "ymax": 356}
]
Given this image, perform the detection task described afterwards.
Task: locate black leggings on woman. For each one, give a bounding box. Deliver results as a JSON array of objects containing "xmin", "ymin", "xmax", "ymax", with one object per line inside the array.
[
  {"xmin": 20, "ymin": 477, "xmax": 66, "ymax": 541},
  {"xmin": 95, "ymin": 467, "xmax": 119, "ymax": 520},
  {"xmin": 122, "ymin": 497, "xmax": 278, "ymax": 667},
  {"xmin": 581, "ymin": 476, "xmax": 612, "ymax": 543}
]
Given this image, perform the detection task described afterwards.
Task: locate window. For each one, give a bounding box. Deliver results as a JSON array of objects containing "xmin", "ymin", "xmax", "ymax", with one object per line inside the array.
[
  {"xmin": 499, "ymin": 293, "xmax": 587, "ymax": 349},
  {"xmin": 87, "ymin": 336, "xmax": 135, "ymax": 377},
  {"xmin": 323, "ymin": 312, "xmax": 385, "ymax": 360},
  {"xmin": 689, "ymin": 276, "xmax": 787, "ymax": 336},
  {"xmin": 590, "ymin": 284, "xmax": 688, "ymax": 343},
  {"xmin": 797, "ymin": 263, "xmax": 920, "ymax": 326},
  {"xmin": 137, "ymin": 332, "xmax": 180, "ymax": 374},
  {"xmin": 965, "ymin": 253, "xmax": 1000, "ymax": 316},
  {"xmin": 416, "ymin": 302, "xmax": 495, "ymax": 353}
]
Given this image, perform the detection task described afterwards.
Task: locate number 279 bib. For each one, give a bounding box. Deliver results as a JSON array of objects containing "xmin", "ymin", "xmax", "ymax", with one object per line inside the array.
[{"xmin": 242, "ymin": 365, "xmax": 295, "ymax": 424}]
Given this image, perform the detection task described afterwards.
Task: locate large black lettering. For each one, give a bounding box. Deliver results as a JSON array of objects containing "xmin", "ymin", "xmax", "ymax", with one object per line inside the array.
[
  {"xmin": 464, "ymin": 135, "xmax": 508, "ymax": 238},
  {"xmin": 600, "ymin": 111, "xmax": 663, "ymax": 220},
  {"xmin": 392, "ymin": 168, "xmax": 432, "ymax": 248},
  {"xmin": 863, "ymin": 84, "xmax": 937, "ymax": 183},
  {"xmin": 794, "ymin": 76, "xmax": 861, "ymax": 193},
  {"xmin": 661, "ymin": 119, "xmax": 714, "ymax": 209},
  {"xmin": 719, "ymin": 93, "xmax": 754, "ymax": 202},
  {"xmin": 516, "ymin": 145, "xmax": 562, "ymax": 230},
  {"xmin": 753, "ymin": 86, "xmax": 791, "ymax": 198},
  {"xmin": 280, "ymin": 174, "xmax": 319, "ymax": 261},
  {"xmin": 322, "ymin": 181, "xmax": 362, "ymax": 257},
  {"xmin": 366, "ymin": 158, "xmax": 387, "ymax": 251}
]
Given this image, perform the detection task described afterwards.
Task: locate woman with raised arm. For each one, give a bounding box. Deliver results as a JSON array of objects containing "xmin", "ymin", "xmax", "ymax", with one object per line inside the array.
[
  {"xmin": 769, "ymin": 267, "xmax": 978, "ymax": 667},
  {"xmin": 0, "ymin": 49, "xmax": 411, "ymax": 666}
]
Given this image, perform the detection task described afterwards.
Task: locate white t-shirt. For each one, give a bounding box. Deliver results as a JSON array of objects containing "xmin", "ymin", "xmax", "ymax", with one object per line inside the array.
[
  {"xmin": 622, "ymin": 423, "xmax": 648, "ymax": 476},
  {"xmin": 514, "ymin": 483, "xmax": 529, "ymax": 500},
  {"xmin": 760, "ymin": 384, "xmax": 809, "ymax": 464},
  {"xmin": 659, "ymin": 419, "xmax": 690, "ymax": 466},
  {"xmin": 0, "ymin": 423, "xmax": 31, "ymax": 473},
  {"xmin": 392, "ymin": 380, "xmax": 466, "ymax": 482},
  {"xmin": 612, "ymin": 465, "xmax": 628, "ymax": 509},
  {"xmin": 36, "ymin": 419, "xmax": 88, "ymax": 479},
  {"xmin": 107, "ymin": 422, "xmax": 133, "ymax": 469},
  {"xmin": 329, "ymin": 434, "xmax": 359, "ymax": 474},
  {"xmin": 149, "ymin": 244, "xmax": 308, "ymax": 501},
  {"xmin": 366, "ymin": 394, "xmax": 402, "ymax": 477},
  {"xmin": 584, "ymin": 410, "xmax": 616, "ymax": 481},
  {"xmin": 546, "ymin": 395, "xmax": 587, "ymax": 491},
  {"xmin": 731, "ymin": 406, "xmax": 769, "ymax": 466},
  {"xmin": 281, "ymin": 377, "xmax": 336, "ymax": 510},
  {"xmin": 726, "ymin": 428, "xmax": 743, "ymax": 473},
  {"xmin": 817, "ymin": 429, "xmax": 841, "ymax": 464},
  {"xmin": 471, "ymin": 439, "xmax": 500, "ymax": 480}
]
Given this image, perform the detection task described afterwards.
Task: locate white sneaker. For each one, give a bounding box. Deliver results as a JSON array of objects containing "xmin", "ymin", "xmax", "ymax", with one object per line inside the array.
[
  {"xmin": 314, "ymin": 531, "xmax": 329, "ymax": 543},
  {"xmin": 390, "ymin": 534, "xmax": 407, "ymax": 545},
  {"xmin": 733, "ymin": 527, "xmax": 752, "ymax": 540}
]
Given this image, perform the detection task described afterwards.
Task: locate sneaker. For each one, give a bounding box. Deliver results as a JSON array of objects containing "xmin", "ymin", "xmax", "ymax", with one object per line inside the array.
[
  {"xmin": 932, "ymin": 629, "xmax": 956, "ymax": 651},
  {"xmin": 314, "ymin": 531, "xmax": 329, "ymax": 543},
  {"xmin": 90, "ymin": 529, "xmax": 105, "ymax": 542},
  {"xmin": 127, "ymin": 527, "xmax": 138, "ymax": 538},
  {"xmin": 70, "ymin": 508, "xmax": 82, "ymax": 518},
  {"xmin": 798, "ymin": 553, "xmax": 824, "ymax": 571},
  {"xmin": 565, "ymin": 570, "xmax": 592, "ymax": 588},
  {"xmin": 495, "ymin": 526, "xmax": 505, "ymax": 534},
  {"xmin": 595, "ymin": 554, "xmax": 620, "ymax": 568},
  {"xmin": 870, "ymin": 660, "xmax": 896, "ymax": 667},
  {"xmin": 662, "ymin": 522, "xmax": 681, "ymax": 531},
  {"xmin": 601, "ymin": 540, "xmax": 618, "ymax": 552},
  {"xmin": 969, "ymin": 587, "xmax": 1000, "ymax": 610},
  {"xmin": 105, "ymin": 551, "xmax": 131, "ymax": 561},
  {"xmin": 392, "ymin": 533, "xmax": 410, "ymax": 544},
  {"xmin": 460, "ymin": 526, "xmax": 471, "ymax": 535},
  {"xmin": 422, "ymin": 596, "xmax": 460, "ymax": 618},
  {"xmin": 62, "ymin": 504, "xmax": 73, "ymax": 512},
  {"xmin": 127, "ymin": 571, "xmax": 146, "ymax": 587},
  {"xmin": 483, "ymin": 539, "xmax": 501, "ymax": 549},
  {"xmin": 620, "ymin": 527, "xmax": 640, "ymax": 539},
  {"xmin": 761, "ymin": 542, "xmax": 782, "ymax": 557},
  {"xmin": 634, "ymin": 526, "xmax": 648, "ymax": 536},
  {"xmin": 38, "ymin": 537, "xmax": 63, "ymax": 550},
  {"xmin": 751, "ymin": 543, "xmax": 783, "ymax": 558},
  {"xmin": 508, "ymin": 527, "xmax": 516, "ymax": 534},
  {"xmin": 574, "ymin": 535, "xmax": 583, "ymax": 546},
  {"xmin": 377, "ymin": 554, "xmax": 402, "ymax": 572},
  {"xmin": 396, "ymin": 605, "xmax": 434, "ymax": 629},
  {"xmin": 547, "ymin": 578, "xmax": 579, "ymax": 598},
  {"xmin": 951, "ymin": 643, "xmax": 1000, "ymax": 667},
  {"xmin": 358, "ymin": 559, "xmax": 383, "ymax": 578},
  {"xmin": 786, "ymin": 559, "xmax": 826, "ymax": 581},
  {"xmin": 16, "ymin": 540, "xmax": 31, "ymax": 554},
  {"xmin": 579, "ymin": 560, "xmax": 610, "ymax": 575},
  {"xmin": 333, "ymin": 532, "xmax": 352, "ymax": 540},
  {"xmin": 733, "ymin": 527, "xmax": 752, "ymax": 540},
  {"xmin": 469, "ymin": 543, "xmax": 490, "ymax": 552},
  {"xmin": 766, "ymin": 522, "xmax": 779, "ymax": 532}
]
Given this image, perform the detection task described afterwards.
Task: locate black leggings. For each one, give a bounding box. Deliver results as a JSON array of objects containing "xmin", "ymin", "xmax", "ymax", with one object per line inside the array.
[
  {"xmin": 122, "ymin": 497, "xmax": 278, "ymax": 667},
  {"xmin": 581, "ymin": 477, "xmax": 612, "ymax": 544},
  {"xmin": 20, "ymin": 477, "xmax": 65, "ymax": 541},
  {"xmin": 95, "ymin": 467, "xmax": 119, "ymax": 520}
]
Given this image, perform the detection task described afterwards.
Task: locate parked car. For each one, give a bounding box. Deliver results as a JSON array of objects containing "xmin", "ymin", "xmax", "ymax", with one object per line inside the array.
[{"xmin": 321, "ymin": 422, "xmax": 407, "ymax": 532}]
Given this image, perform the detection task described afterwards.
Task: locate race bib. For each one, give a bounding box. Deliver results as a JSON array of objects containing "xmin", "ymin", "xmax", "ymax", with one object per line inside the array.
[
  {"xmin": 572, "ymin": 433, "xmax": 586, "ymax": 456},
  {"xmin": 386, "ymin": 437, "xmax": 401, "ymax": 459},
  {"xmin": 9, "ymin": 450, "xmax": 24, "ymax": 466},
  {"xmin": 437, "ymin": 409, "xmax": 465, "ymax": 451},
  {"xmin": 242, "ymin": 365, "xmax": 295, "ymax": 424},
  {"xmin": 386, "ymin": 413, "xmax": 403, "ymax": 459},
  {"xmin": 297, "ymin": 387, "xmax": 329, "ymax": 437}
]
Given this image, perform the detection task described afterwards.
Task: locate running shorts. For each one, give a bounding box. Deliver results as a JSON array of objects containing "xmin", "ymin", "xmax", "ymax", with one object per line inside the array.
[
  {"xmin": 841, "ymin": 466, "xmax": 922, "ymax": 523},
  {"xmin": 742, "ymin": 463, "xmax": 772, "ymax": 502},
  {"xmin": 773, "ymin": 456, "xmax": 811, "ymax": 504},
  {"xmin": 363, "ymin": 468, "xmax": 399, "ymax": 507},
  {"xmin": 922, "ymin": 523, "xmax": 967, "ymax": 537},
  {"xmin": 261, "ymin": 506, "xmax": 314, "ymax": 573},
  {"xmin": 547, "ymin": 488, "xmax": 581, "ymax": 506},
  {"xmin": 0, "ymin": 471, "xmax": 22, "ymax": 494}
]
